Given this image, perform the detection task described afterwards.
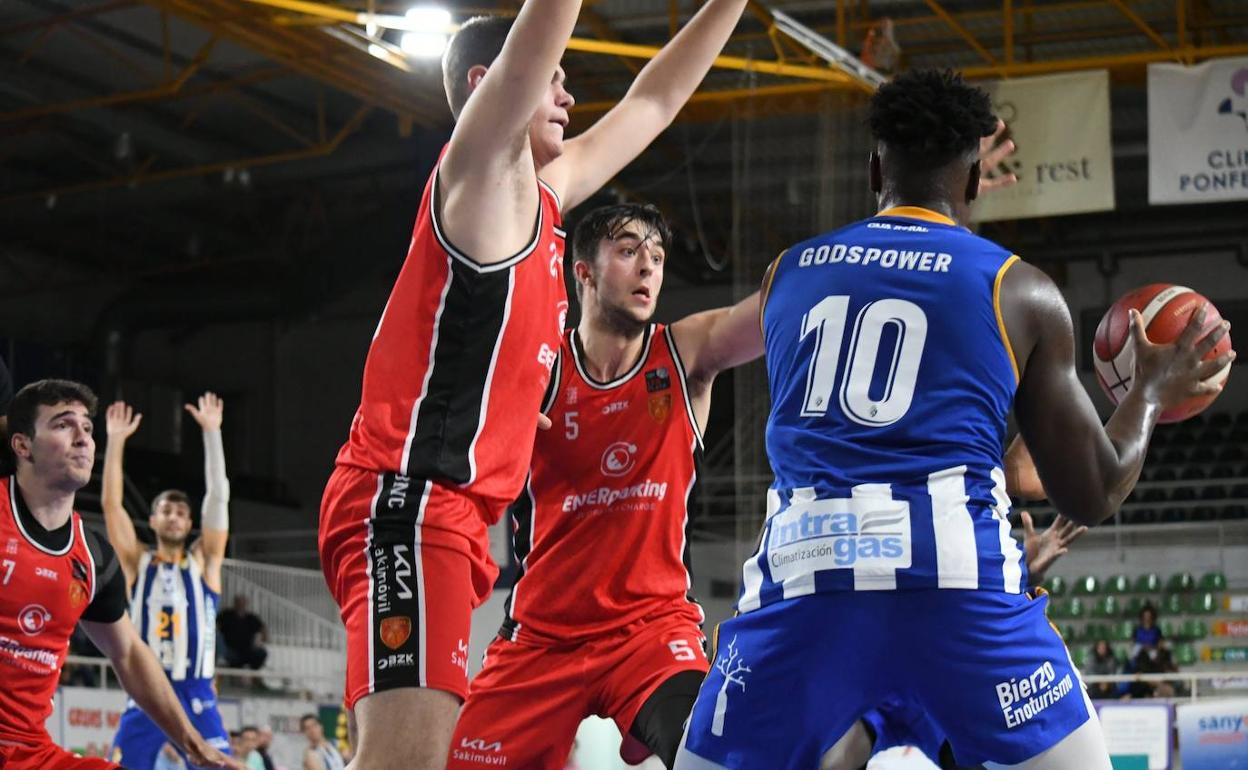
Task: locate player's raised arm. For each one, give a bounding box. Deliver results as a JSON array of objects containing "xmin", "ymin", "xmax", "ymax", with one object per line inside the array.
[
  {"xmin": 1002, "ymin": 261, "xmax": 1234, "ymax": 526},
  {"xmin": 670, "ymin": 291, "xmax": 762, "ymax": 389},
  {"xmin": 102, "ymin": 401, "xmax": 144, "ymax": 586},
  {"xmin": 186, "ymin": 392, "xmax": 229, "ymax": 593},
  {"xmin": 439, "ymin": 0, "xmax": 582, "ymax": 264},
  {"xmin": 542, "ymin": 0, "xmax": 748, "ymax": 210}
]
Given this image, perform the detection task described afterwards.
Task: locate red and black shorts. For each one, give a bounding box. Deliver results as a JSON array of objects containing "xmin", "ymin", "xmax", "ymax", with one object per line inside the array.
[
  {"xmin": 447, "ymin": 612, "xmax": 709, "ymax": 770},
  {"xmin": 319, "ymin": 465, "xmax": 499, "ymax": 707}
]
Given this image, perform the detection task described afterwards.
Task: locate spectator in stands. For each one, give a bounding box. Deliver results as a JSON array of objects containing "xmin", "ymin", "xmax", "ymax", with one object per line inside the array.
[
  {"xmin": 1124, "ymin": 640, "xmax": 1179, "ymax": 699},
  {"xmin": 255, "ymin": 726, "xmax": 277, "ymax": 770},
  {"xmin": 218, "ymin": 594, "xmax": 269, "ymax": 672},
  {"xmin": 1086, "ymin": 639, "xmax": 1120, "ymax": 699},
  {"xmin": 300, "ymin": 713, "xmax": 345, "ymax": 770},
  {"xmin": 1132, "ymin": 604, "xmax": 1164, "ymax": 653},
  {"xmin": 240, "ymin": 725, "xmax": 267, "ymax": 770}
]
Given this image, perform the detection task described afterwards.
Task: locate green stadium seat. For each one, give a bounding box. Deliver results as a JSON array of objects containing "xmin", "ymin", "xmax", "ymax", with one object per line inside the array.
[
  {"xmin": 1160, "ymin": 619, "xmax": 1178, "ymax": 639},
  {"xmin": 1082, "ymin": 623, "xmax": 1108, "ymax": 642},
  {"xmin": 1134, "ymin": 573, "xmax": 1161, "ymax": 593},
  {"xmin": 1061, "ymin": 624, "xmax": 1079, "ymax": 642},
  {"xmin": 1199, "ymin": 572, "xmax": 1227, "ymax": 592},
  {"xmin": 1114, "ymin": 645, "xmax": 1130, "ymax": 665},
  {"xmin": 1163, "ymin": 593, "xmax": 1184, "ymax": 615},
  {"xmin": 1111, "ymin": 621, "xmax": 1135, "ymax": 643},
  {"xmin": 1047, "ymin": 598, "xmax": 1067, "ymax": 619},
  {"xmin": 1181, "ymin": 619, "xmax": 1209, "ymax": 641},
  {"xmin": 1176, "ymin": 644, "xmax": 1198, "ymax": 666},
  {"xmin": 1043, "ymin": 575, "xmax": 1068, "ymax": 597},
  {"xmin": 1073, "ymin": 576, "xmax": 1101, "ymax": 595},
  {"xmin": 1068, "ymin": 597, "xmax": 1086, "ymax": 619},
  {"xmin": 1093, "ymin": 596, "xmax": 1120, "ymax": 619},
  {"xmin": 1106, "ymin": 575, "xmax": 1131, "ymax": 594},
  {"xmin": 1123, "ymin": 596, "xmax": 1145, "ymax": 619},
  {"xmin": 1187, "ymin": 592, "xmax": 1216, "ymax": 614},
  {"xmin": 1070, "ymin": 645, "xmax": 1090, "ymax": 669},
  {"xmin": 1167, "ymin": 572, "xmax": 1195, "ymax": 592}
]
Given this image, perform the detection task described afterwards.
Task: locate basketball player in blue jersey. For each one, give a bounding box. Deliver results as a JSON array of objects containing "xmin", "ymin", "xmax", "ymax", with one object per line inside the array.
[
  {"xmin": 675, "ymin": 70, "xmax": 1234, "ymax": 770},
  {"xmin": 103, "ymin": 394, "xmax": 234, "ymax": 770}
]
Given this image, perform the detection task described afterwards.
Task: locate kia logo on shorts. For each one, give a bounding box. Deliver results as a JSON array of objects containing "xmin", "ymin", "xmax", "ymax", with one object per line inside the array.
[
  {"xmin": 19, "ymin": 604, "xmax": 52, "ymax": 636},
  {"xmin": 600, "ymin": 442, "xmax": 637, "ymax": 477}
]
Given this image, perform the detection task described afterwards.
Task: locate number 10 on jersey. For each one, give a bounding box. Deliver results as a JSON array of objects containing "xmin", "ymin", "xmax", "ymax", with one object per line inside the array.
[{"xmin": 800, "ymin": 297, "xmax": 928, "ymax": 426}]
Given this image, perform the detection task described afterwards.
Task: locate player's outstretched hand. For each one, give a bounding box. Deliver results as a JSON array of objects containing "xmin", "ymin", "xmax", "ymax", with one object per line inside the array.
[
  {"xmin": 1129, "ymin": 304, "xmax": 1235, "ymax": 412},
  {"xmin": 105, "ymin": 401, "xmax": 142, "ymax": 440},
  {"xmin": 1022, "ymin": 512, "xmax": 1088, "ymax": 584},
  {"xmin": 978, "ymin": 118, "xmax": 1017, "ymax": 195},
  {"xmin": 537, "ymin": 412, "xmax": 552, "ymax": 430},
  {"xmin": 185, "ymin": 391, "xmax": 225, "ymax": 432},
  {"xmin": 182, "ymin": 732, "xmax": 245, "ymax": 770}
]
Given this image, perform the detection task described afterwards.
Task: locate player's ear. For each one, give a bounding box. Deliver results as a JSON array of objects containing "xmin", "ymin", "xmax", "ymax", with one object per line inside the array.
[
  {"xmin": 466, "ymin": 64, "xmax": 488, "ymax": 96},
  {"xmin": 9, "ymin": 432, "xmax": 31, "ymax": 462},
  {"xmin": 868, "ymin": 151, "xmax": 882, "ymax": 194},
  {"xmin": 966, "ymin": 159, "xmax": 982, "ymax": 203}
]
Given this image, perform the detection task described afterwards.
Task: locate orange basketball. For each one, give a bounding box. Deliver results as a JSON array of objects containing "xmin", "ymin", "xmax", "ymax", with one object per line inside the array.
[{"xmin": 1093, "ymin": 284, "xmax": 1232, "ymax": 423}]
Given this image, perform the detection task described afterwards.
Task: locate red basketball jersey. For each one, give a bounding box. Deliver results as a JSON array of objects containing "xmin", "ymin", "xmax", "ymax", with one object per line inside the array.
[
  {"xmin": 0, "ymin": 477, "xmax": 98, "ymax": 742},
  {"xmin": 501, "ymin": 324, "xmax": 705, "ymax": 644},
  {"xmin": 335, "ymin": 151, "xmax": 568, "ymax": 522}
]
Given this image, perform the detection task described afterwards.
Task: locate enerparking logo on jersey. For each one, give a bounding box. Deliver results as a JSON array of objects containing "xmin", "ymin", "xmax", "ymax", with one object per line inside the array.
[
  {"xmin": 765, "ymin": 496, "xmax": 912, "ymax": 581},
  {"xmin": 18, "ymin": 604, "xmax": 51, "ymax": 636}
]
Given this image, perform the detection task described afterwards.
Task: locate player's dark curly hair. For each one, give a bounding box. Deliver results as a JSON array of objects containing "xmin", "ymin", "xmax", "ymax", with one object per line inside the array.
[
  {"xmin": 571, "ymin": 202, "xmax": 671, "ymax": 301},
  {"xmin": 7, "ymin": 379, "xmax": 97, "ymax": 440},
  {"xmin": 868, "ymin": 69, "xmax": 997, "ymax": 168}
]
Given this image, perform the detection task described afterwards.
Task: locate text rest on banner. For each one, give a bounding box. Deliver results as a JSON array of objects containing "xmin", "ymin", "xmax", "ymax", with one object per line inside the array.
[
  {"xmin": 1148, "ymin": 56, "xmax": 1248, "ymax": 204},
  {"xmin": 972, "ymin": 70, "xmax": 1116, "ymax": 223}
]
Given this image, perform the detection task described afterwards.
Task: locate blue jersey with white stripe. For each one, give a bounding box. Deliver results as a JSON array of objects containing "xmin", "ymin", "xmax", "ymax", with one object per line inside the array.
[
  {"xmin": 129, "ymin": 551, "xmax": 218, "ymax": 683},
  {"xmin": 739, "ymin": 207, "xmax": 1026, "ymax": 612}
]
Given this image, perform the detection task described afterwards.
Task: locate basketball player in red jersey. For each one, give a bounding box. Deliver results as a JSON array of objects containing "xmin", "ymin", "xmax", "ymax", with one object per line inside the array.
[
  {"xmin": 317, "ymin": 0, "xmax": 751, "ymax": 767},
  {"xmin": 1, "ymin": 380, "xmax": 237, "ymax": 770},
  {"xmin": 444, "ymin": 196, "xmax": 1085, "ymax": 770}
]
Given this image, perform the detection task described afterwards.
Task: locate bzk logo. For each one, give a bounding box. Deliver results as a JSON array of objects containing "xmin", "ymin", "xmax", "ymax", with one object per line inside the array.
[
  {"xmin": 600, "ymin": 442, "xmax": 637, "ymax": 477},
  {"xmin": 19, "ymin": 604, "xmax": 51, "ymax": 636},
  {"xmin": 1217, "ymin": 67, "xmax": 1248, "ymax": 130}
]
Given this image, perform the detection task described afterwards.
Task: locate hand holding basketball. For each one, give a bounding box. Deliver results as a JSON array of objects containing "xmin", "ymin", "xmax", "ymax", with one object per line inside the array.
[
  {"xmin": 1128, "ymin": 303, "xmax": 1233, "ymax": 416},
  {"xmin": 1094, "ymin": 284, "xmax": 1235, "ymax": 423}
]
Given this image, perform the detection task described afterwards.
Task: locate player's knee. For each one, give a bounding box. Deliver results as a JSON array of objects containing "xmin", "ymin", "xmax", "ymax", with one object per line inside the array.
[{"xmin": 630, "ymin": 670, "xmax": 705, "ymax": 769}]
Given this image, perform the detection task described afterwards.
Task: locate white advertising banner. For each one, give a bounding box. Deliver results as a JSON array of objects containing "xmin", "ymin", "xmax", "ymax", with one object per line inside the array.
[
  {"xmin": 973, "ymin": 70, "xmax": 1116, "ymax": 222},
  {"xmin": 1148, "ymin": 56, "xmax": 1248, "ymax": 204},
  {"xmin": 47, "ymin": 687, "xmax": 129, "ymax": 760}
]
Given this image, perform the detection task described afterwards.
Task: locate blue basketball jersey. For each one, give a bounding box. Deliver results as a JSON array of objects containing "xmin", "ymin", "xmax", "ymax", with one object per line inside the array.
[
  {"xmin": 130, "ymin": 551, "xmax": 218, "ymax": 682},
  {"xmin": 739, "ymin": 206, "xmax": 1026, "ymax": 611}
]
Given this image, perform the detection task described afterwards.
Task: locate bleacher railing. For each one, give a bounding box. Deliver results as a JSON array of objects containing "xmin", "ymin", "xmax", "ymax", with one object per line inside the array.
[{"xmin": 219, "ymin": 565, "xmax": 344, "ymax": 651}]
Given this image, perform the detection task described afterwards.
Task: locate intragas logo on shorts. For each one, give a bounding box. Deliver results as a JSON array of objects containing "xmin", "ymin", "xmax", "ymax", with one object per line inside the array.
[
  {"xmin": 765, "ymin": 499, "xmax": 912, "ymax": 580},
  {"xmin": 995, "ymin": 660, "xmax": 1074, "ymax": 729}
]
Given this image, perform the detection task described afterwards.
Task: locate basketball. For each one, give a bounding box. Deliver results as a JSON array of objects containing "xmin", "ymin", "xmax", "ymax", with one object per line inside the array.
[{"xmin": 1093, "ymin": 283, "xmax": 1233, "ymax": 423}]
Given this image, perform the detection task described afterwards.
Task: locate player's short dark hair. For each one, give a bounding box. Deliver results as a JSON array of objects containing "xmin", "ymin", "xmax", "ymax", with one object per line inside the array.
[
  {"xmin": 571, "ymin": 203, "xmax": 672, "ymax": 302},
  {"xmin": 442, "ymin": 15, "xmax": 514, "ymax": 119},
  {"xmin": 242, "ymin": 725, "xmax": 259, "ymax": 734},
  {"xmin": 6, "ymin": 379, "xmax": 98, "ymax": 440},
  {"xmin": 868, "ymin": 69, "xmax": 997, "ymax": 169},
  {"xmin": 150, "ymin": 489, "xmax": 191, "ymax": 516},
  {"xmin": 300, "ymin": 714, "xmax": 319, "ymax": 727}
]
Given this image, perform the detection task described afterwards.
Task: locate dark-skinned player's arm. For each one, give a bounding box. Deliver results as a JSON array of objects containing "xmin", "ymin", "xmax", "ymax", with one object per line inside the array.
[
  {"xmin": 82, "ymin": 614, "xmax": 244, "ymax": 769},
  {"xmin": 438, "ymin": 0, "xmax": 583, "ymax": 266},
  {"xmin": 541, "ymin": 0, "xmax": 747, "ymax": 211},
  {"xmin": 1000, "ymin": 260, "xmax": 1233, "ymax": 526}
]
